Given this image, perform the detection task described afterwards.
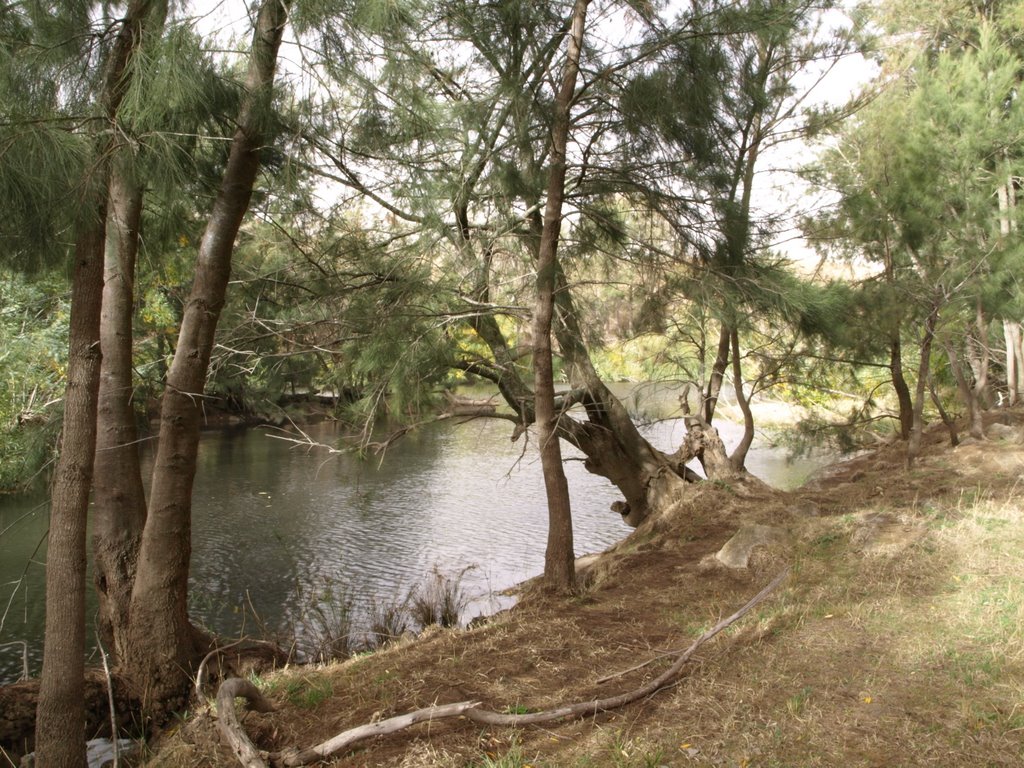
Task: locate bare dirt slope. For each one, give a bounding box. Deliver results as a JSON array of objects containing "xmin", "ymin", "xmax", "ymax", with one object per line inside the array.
[{"xmin": 147, "ymin": 413, "xmax": 1024, "ymax": 768}]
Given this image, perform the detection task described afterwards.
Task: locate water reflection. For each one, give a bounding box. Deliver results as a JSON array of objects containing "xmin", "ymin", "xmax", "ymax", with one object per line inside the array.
[{"xmin": 0, "ymin": 412, "xmax": 825, "ymax": 683}]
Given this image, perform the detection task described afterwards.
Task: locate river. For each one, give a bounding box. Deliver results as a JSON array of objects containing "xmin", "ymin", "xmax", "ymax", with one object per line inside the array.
[{"xmin": 0, "ymin": 410, "xmax": 825, "ymax": 684}]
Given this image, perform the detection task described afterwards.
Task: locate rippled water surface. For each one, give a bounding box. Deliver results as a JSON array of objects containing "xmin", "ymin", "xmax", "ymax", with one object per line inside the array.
[{"xmin": 0, "ymin": 412, "xmax": 826, "ymax": 683}]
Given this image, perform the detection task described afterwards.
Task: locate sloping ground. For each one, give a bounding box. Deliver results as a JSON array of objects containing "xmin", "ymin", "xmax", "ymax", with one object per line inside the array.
[{"xmin": 147, "ymin": 414, "xmax": 1024, "ymax": 768}]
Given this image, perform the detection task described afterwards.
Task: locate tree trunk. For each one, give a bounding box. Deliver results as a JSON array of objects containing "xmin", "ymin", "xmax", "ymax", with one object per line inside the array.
[
  {"xmin": 728, "ymin": 329, "xmax": 754, "ymax": 470},
  {"xmin": 122, "ymin": 0, "xmax": 292, "ymax": 714},
  {"xmin": 35, "ymin": 222, "xmax": 106, "ymax": 768},
  {"xmin": 1003, "ymin": 321, "xmax": 1021, "ymax": 406},
  {"xmin": 999, "ymin": 319, "xmax": 1015, "ymax": 405},
  {"xmin": 890, "ymin": 336, "xmax": 914, "ymax": 439},
  {"xmin": 34, "ymin": 2, "xmax": 160, "ymax": 764},
  {"xmin": 967, "ymin": 301, "xmax": 990, "ymax": 421},
  {"xmin": 928, "ymin": 373, "xmax": 958, "ymax": 446},
  {"xmin": 907, "ymin": 300, "xmax": 941, "ymax": 467},
  {"xmin": 703, "ymin": 324, "xmax": 731, "ymax": 423},
  {"xmin": 532, "ymin": 0, "xmax": 590, "ymax": 591},
  {"xmin": 93, "ymin": 159, "xmax": 148, "ymax": 664}
]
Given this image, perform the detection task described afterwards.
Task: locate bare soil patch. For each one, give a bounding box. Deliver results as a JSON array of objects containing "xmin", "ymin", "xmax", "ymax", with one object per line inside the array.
[{"xmin": 144, "ymin": 412, "xmax": 1024, "ymax": 768}]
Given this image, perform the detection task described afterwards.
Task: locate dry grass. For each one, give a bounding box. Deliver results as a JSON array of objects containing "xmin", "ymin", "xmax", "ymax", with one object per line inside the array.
[{"xmin": 144, "ymin": 416, "xmax": 1024, "ymax": 768}]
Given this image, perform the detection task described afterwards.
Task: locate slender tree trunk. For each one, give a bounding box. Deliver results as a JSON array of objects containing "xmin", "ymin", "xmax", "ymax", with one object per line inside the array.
[
  {"xmin": 890, "ymin": 335, "xmax": 914, "ymax": 439},
  {"xmin": 93, "ymin": 159, "xmax": 148, "ymax": 664},
  {"xmin": 122, "ymin": 0, "xmax": 292, "ymax": 713},
  {"xmin": 968, "ymin": 301, "xmax": 990, "ymax": 419},
  {"xmin": 928, "ymin": 373, "xmax": 958, "ymax": 446},
  {"xmin": 703, "ymin": 324, "xmax": 731, "ymax": 423},
  {"xmin": 35, "ymin": 3, "xmax": 159, "ymax": 764},
  {"xmin": 907, "ymin": 300, "xmax": 941, "ymax": 467},
  {"xmin": 532, "ymin": 0, "xmax": 589, "ymax": 591},
  {"xmin": 728, "ymin": 329, "xmax": 755, "ymax": 470},
  {"xmin": 1003, "ymin": 321, "xmax": 1020, "ymax": 405},
  {"xmin": 1003, "ymin": 319, "xmax": 1019, "ymax": 405},
  {"xmin": 35, "ymin": 222, "xmax": 105, "ymax": 768}
]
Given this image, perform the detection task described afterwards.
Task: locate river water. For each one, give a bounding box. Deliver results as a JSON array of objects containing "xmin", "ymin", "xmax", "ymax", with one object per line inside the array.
[{"xmin": 0, "ymin": 411, "xmax": 825, "ymax": 684}]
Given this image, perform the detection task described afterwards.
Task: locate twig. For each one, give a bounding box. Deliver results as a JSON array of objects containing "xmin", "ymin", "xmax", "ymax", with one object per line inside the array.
[
  {"xmin": 196, "ymin": 638, "xmax": 250, "ymax": 699},
  {"xmin": 96, "ymin": 633, "xmax": 119, "ymax": 768}
]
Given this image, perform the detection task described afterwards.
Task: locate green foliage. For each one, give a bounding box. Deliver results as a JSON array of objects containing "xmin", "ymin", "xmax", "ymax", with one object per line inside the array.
[{"xmin": 0, "ymin": 270, "xmax": 68, "ymax": 490}]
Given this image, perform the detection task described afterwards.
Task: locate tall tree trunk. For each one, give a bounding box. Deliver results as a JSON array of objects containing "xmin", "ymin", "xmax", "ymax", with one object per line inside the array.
[
  {"xmin": 998, "ymin": 172, "xmax": 1020, "ymax": 405},
  {"xmin": 1003, "ymin": 321, "xmax": 1020, "ymax": 405},
  {"xmin": 122, "ymin": 0, "xmax": 292, "ymax": 713},
  {"xmin": 34, "ymin": 3, "xmax": 159, "ymax": 764},
  {"xmin": 532, "ymin": 0, "xmax": 590, "ymax": 591},
  {"xmin": 967, "ymin": 301, "xmax": 990, "ymax": 422},
  {"xmin": 907, "ymin": 300, "xmax": 941, "ymax": 467},
  {"xmin": 890, "ymin": 335, "xmax": 914, "ymax": 439},
  {"xmin": 93, "ymin": 159, "xmax": 148, "ymax": 665},
  {"xmin": 35, "ymin": 222, "xmax": 106, "ymax": 768}
]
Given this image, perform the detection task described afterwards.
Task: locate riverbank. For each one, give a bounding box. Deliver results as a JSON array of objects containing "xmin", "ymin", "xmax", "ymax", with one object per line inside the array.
[{"xmin": 139, "ymin": 409, "xmax": 1024, "ymax": 768}]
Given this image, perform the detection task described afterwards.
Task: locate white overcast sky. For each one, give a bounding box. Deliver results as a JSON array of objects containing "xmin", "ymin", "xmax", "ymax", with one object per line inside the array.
[{"xmin": 187, "ymin": 0, "xmax": 877, "ymax": 263}]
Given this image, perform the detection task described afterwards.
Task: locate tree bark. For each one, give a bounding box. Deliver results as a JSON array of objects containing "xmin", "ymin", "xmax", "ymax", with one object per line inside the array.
[
  {"xmin": 532, "ymin": 0, "xmax": 590, "ymax": 591},
  {"xmin": 122, "ymin": 0, "xmax": 292, "ymax": 714},
  {"xmin": 1004, "ymin": 321, "xmax": 1024, "ymax": 405},
  {"xmin": 93, "ymin": 159, "xmax": 148, "ymax": 664},
  {"xmin": 890, "ymin": 335, "xmax": 914, "ymax": 439},
  {"xmin": 35, "ymin": 222, "xmax": 106, "ymax": 768},
  {"xmin": 907, "ymin": 299, "xmax": 941, "ymax": 467},
  {"xmin": 703, "ymin": 324, "xmax": 731, "ymax": 423},
  {"xmin": 35, "ymin": 3, "xmax": 160, "ymax": 764},
  {"xmin": 728, "ymin": 329, "xmax": 754, "ymax": 470}
]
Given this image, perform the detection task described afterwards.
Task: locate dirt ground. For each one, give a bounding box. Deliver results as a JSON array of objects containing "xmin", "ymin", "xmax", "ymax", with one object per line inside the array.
[{"xmin": 143, "ymin": 412, "xmax": 1024, "ymax": 768}]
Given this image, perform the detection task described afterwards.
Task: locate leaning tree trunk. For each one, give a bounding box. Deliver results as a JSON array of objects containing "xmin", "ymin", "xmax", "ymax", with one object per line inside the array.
[
  {"xmin": 549, "ymin": 259, "xmax": 693, "ymax": 526},
  {"xmin": 34, "ymin": 3, "xmax": 160, "ymax": 765},
  {"xmin": 93, "ymin": 158, "xmax": 148, "ymax": 664},
  {"xmin": 531, "ymin": 0, "xmax": 590, "ymax": 591},
  {"xmin": 703, "ymin": 324, "xmax": 731, "ymax": 423},
  {"xmin": 122, "ymin": 0, "xmax": 292, "ymax": 715}
]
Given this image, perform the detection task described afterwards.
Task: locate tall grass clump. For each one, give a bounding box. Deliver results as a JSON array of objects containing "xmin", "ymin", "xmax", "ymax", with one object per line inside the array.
[{"xmin": 408, "ymin": 565, "xmax": 473, "ymax": 630}]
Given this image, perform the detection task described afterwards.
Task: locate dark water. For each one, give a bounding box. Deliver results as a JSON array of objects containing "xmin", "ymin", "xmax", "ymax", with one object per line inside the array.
[{"xmin": 0, "ymin": 412, "xmax": 825, "ymax": 684}]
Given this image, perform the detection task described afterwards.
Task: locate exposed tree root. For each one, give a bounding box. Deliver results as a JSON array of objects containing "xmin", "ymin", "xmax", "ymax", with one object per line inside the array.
[
  {"xmin": 215, "ymin": 570, "xmax": 789, "ymax": 767},
  {"xmin": 216, "ymin": 679, "xmax": 278, "ymax": 768}
]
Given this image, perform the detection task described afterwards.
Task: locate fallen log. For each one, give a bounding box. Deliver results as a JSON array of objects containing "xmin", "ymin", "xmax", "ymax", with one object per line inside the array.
[{"xmin": 215, "ymin": 569, "xmax": 789, "ymax": 768}]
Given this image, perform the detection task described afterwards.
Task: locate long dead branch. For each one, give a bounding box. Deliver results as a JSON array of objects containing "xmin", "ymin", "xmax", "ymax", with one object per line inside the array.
[
  {"xmin": 216, "ymin": 569, "xmax": 788, "ymax": 768},
  {"xmin": 273, "ymin": 701, "xmax": 483, "ymax": 767},
  {"xmin": 463, "ymin": 567, "xmax": 788, "ymax": 726}
]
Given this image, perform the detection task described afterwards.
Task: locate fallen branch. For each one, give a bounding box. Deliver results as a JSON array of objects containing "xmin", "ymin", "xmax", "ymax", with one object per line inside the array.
[
  {"xmin": 463, "ymin": 567, "xmax": 788, "ymax": 726},
  {"xmin": 217, "ymin": 570, "xmax": 788, "ymax": 768},
  {"xmin": 273, "ymin": 701, "xmax": 482, "ymax": 767}
]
